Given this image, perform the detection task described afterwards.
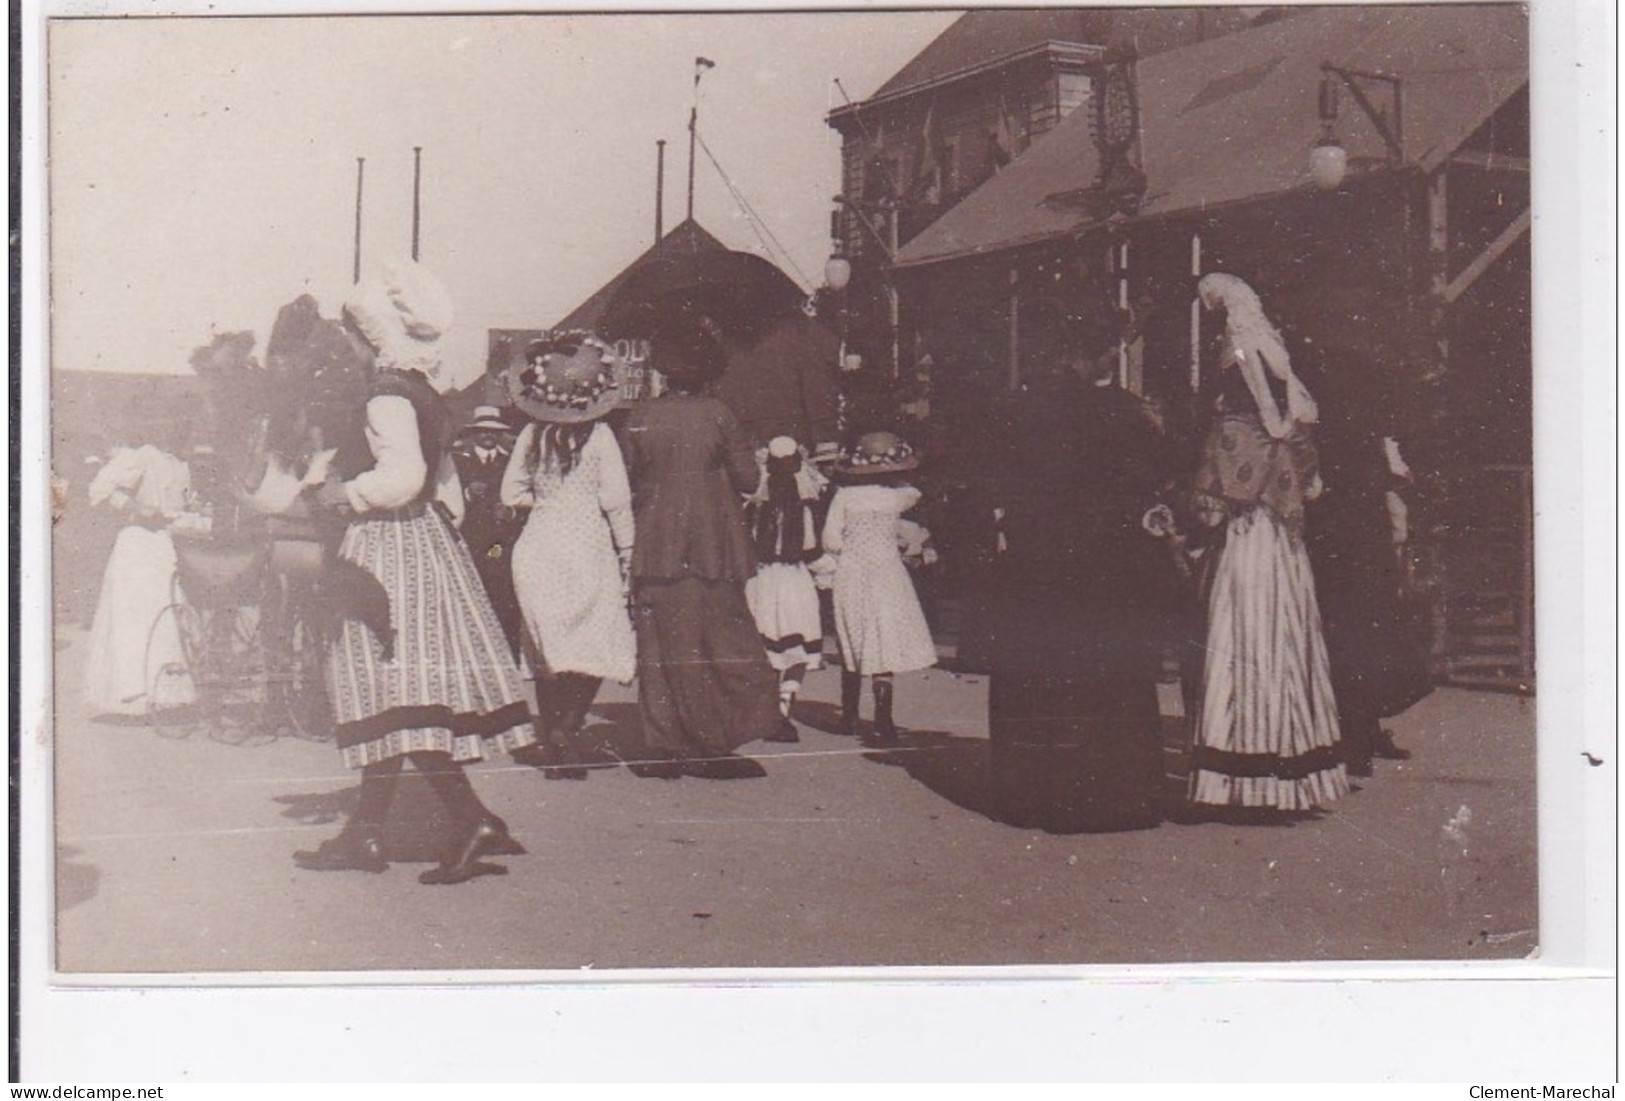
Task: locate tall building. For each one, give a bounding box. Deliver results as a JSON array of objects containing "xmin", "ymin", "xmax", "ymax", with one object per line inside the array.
[{"xmin": 826, "ymin": 7, "xmax": 1270, "ymax": 260}]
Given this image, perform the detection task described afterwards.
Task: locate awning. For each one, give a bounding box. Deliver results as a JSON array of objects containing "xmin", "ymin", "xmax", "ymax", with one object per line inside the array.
[{"xmin": 894, "ymin": 4, "xmax": 1527, "ymax": 270}]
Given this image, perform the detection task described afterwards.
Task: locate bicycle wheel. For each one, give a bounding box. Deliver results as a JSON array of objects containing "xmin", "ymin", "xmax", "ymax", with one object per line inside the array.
[
  {"xmin": 147, "ymin": 599, "xmax": 205, "ymax": 741},
  {"xmin": 207, "ymin": 604, "xmax": 275, "ymax": 747},
  {"xmin": 268, "ymin": 611, "xmax": 331, "ymax": 741}
]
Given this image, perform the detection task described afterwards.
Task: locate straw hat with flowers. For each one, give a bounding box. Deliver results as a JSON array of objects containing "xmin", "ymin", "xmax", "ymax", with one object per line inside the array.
[
  {"xmin": 504, "ymin": 331, "xmax": 624, "ymax": 424},
  {"xmin": 835, "ymin": 430, "xmax": 919, "ymax": 476}
]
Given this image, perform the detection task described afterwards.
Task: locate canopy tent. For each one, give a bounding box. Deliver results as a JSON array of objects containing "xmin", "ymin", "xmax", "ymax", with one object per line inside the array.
[{"xmin": 454, "ymin": 218, "xmax": 840, "ymax": 448}]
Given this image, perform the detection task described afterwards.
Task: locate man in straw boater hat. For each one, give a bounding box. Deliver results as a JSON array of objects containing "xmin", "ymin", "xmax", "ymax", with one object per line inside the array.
[
  {"xmin": 294, "ymin": 258, "xmax": 536, "ymax": 885},
  {"xmin": 498, "ymin": 332, "xmax": 637, "ymax": 781},
  {"xmin": 451, "ymin": 404, "xmax": 524, "ymax": 658}
]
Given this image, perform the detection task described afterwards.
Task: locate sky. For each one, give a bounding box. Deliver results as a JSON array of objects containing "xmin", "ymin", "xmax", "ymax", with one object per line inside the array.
[{"xmin": 47, "ymin": 8, "xmax": 959, "ymax": 387}]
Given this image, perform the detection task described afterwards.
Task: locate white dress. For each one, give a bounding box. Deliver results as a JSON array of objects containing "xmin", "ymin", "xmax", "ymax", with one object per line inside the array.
[
  {"xmin": 823, "ymin": 483, "xmax": 937, "ymax": 676},
  {"xmin": 501, "ymin": 421, "xmax": 637, "ymax": 683},
  {"xmin": 82, "ymin": 446, "xmax": 197, "ymax": 716}
]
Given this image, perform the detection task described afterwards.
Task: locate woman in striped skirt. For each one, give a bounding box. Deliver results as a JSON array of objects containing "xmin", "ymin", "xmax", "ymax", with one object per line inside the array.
[
  {"xmin": 294, "ymin": 260, "xmax": 536, "ymax": 884},
  {"xmin": 1188, "ymin": 273, "xmax": 1348, "ymax": 812}
]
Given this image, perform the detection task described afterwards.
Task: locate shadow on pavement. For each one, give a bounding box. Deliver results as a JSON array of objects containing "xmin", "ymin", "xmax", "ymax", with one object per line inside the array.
[
  {"xmin": 857, "ymin": 730, "xmax": 1172, "ymax": 836},
  {"xmin": 272, "ymin": 786, "xmax": 355, "ymax": 826},
  {"xmin": 272, "ymin": 779, "xmax": 455, "ymax": 863},
  {"xmin": 55, "ymin": 844, "xmax": 101, "ymax": 912},
  {"xmin": 790, "ymin": 700, "xmax": 852, "ymax": 738}
]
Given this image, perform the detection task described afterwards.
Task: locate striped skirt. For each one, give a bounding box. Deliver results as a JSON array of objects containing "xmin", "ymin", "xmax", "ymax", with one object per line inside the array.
[
  {"xmin": 1191, "ymin": 507, "xmax": 1348, "ymax": 810},
  {"xmin": 327, "ymin": 507, "xmax": 535, "ymax": 769}
]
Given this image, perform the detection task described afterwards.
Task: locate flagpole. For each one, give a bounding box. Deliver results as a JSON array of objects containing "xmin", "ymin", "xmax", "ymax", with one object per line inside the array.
[
  {"xmin": 352, "ymin": 156, "xmax": 365, "ymax": 284},
  {"xmin": 685, "ymin": 102, "xmax": 698, "ymax": 222},
  {"xmin": 688, "ymin": 57, "xmax": 713, "ymax": 222},
  {"xmin": 411, "ymin": 146, "xmax": 423, "ymax": 261},
  {"xmin": 655, "ymin": 139, "xmax": 667, "ymax": 243}
]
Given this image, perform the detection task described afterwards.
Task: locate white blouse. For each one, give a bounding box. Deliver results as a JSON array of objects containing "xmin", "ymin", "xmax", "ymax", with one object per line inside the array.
[{"xmin": 342, "ymin": 394, "xmax": 464, "ymax": 524}]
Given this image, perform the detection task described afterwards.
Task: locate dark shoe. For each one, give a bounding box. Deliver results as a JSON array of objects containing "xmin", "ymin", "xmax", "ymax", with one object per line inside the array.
[
  {"xmin": 870, "ymin": 678, "xmax": 900, "ymax": 746},
  {"xmin": 681, "ymin": 753, "xmax": 768, "ymax": 780},
  {"xmin": 840, "ymin": 669, "xmax": 863, "ymax": 737},
  {"xmin": 510, "ymin": 742, "xmax": 557, "ymax": 769},
  {"xmin": 1372, "ymin": 729, "xmax": 1412, "ymax": 760},
  {"xmin": 765, "ymin": 717, "xmax": 801, "ymax": 744},
  {"xmin": 626, "ymin": 747, "xmax": 684, "ymax": 780},
  {"xmin": 1345, "ymin": 755, "xmax": 1374, "ymax": 778},
  {"xmin": 418, "ymin": 860, "xmax": 507, "ymax": 885},
  {"xmin": 418, "ymin": 819, "xmax": 510, "ymax": 885},
  {"xmin": 477, "ymin": 815, "xmax": 526, "ymax": 856},
  {"xmin": 544, "ymin": 738, "xmax": 590, "ymax": 781},
  {"xmin": 293, "ymin": 832, "xmax": 387, "ymax": 873}
]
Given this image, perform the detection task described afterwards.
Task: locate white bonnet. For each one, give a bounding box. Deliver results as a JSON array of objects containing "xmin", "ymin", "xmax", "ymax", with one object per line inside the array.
[{"xmin": 345, "ymin": 258, "xmax": 455, "ymax": 375}]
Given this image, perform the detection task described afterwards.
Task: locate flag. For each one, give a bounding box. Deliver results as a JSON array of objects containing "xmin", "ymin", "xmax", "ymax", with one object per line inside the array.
[
  {"xmin": 992, "ymin": 94, "xmax": 1016, "ymax": 169},
  {"xmin": 695, "ymin": 56, "xmax": 716, "ymax": 83},
  {"xmin": 913, "ymin": 97, "xmax": 947, "ymax": 205}
]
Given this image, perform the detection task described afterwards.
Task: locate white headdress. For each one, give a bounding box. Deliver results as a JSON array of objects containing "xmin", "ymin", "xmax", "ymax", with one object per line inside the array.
[
  {"xmin": 344, "ymin": 258, "xmax": 455, "ymax": 380},
  {"xmin": 1198, "ymin": 272, "xmax": 1317, "ymax": 438}
]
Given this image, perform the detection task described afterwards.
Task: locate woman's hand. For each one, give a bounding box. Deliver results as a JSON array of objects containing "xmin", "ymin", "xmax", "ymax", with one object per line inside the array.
[{"xmin": 314, "ymin": 479, "xmax": 351, "ymax": 511}]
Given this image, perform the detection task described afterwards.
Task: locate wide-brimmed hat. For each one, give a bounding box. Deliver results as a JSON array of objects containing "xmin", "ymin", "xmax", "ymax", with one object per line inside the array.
[
  {"xmin": 504, "ymin": 331, "xmax": 624, "ymax": 424},
  {"xmin": 460, "ymin": 405, "xmax": 513, "ymax": 435},
  {"xmin": 836, "ymin": 431, "xmax": 918, "ymax": 475}
]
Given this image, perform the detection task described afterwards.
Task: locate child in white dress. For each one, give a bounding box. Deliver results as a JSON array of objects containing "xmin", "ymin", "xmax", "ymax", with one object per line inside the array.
[{"xmin": 823, "ymin": 431, "xmax": 937, "ymax": 745}]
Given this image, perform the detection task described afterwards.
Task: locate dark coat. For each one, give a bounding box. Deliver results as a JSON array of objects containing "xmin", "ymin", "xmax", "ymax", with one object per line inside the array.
[
  {"xmin": 1307, "ymin": 423, "xmax": 1432, "ymax": 721},
  {"xmin": 620, "ymin": 393, "xmax": 760, "ymax": 583},
  {"xmin": 964, "ymin": 376, "xmax": 1175, "ymax": 674},
  {"xmin": 451, "ymin": 441, "xmax": 521, "ymax": 560}
]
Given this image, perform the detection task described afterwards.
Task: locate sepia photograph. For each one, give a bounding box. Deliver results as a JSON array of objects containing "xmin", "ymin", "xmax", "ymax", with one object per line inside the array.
[{"xmin": 19, "ymin": 0, "xmax": 1614, "ymax": 1081}]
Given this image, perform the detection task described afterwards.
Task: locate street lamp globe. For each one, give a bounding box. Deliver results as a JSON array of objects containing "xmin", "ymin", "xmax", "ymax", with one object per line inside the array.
[
  {"xmin": 1311, "ymin": 138, "xmax": 1348, "ymax": 190},
  {"xmin": 824, "ymin": 255, "xmax": 852, "ymax": 292}
]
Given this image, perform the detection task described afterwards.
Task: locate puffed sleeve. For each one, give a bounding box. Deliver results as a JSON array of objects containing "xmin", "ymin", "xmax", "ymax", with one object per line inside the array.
[
  {"xmin": 434, "ymin": 454, "xmax": 465, "ymax": 528},
  {"xmin": 499, "ymin": 423, "xmax": 539, "ymax": 509},
  {"xmin": 343, "ymin": 395, "xmax": 428, "ymax": 513},
  {"xmin": 821, "ymin": 487, "xmax": 847, "ymax": 554},
  {"xmin": 591, "ymin": 422, "xmax": 635, "ymax": 552}
]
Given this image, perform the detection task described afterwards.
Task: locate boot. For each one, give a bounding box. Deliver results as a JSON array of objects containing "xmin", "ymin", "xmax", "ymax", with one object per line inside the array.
[
  {"xmin": 418, "ymin": 818, "xmax": 511, "ymax": 885},
  {"xmin": 294, "ymin": 759, "xmax": 398, "ymax": 872},
  {"xmin": 840, "ymin": 668, "xmax": 863, "ymax": 738},
  {"xmin": 546, "ymin": 734, "xmax": 590, "ymax": 781},
  {"xmin": 544, "ymin": 674, "xmax": 597, "ymax": 779},
  {"xmin": 293, "ymin": 829, "xmax": 387, "ymax": 873},
  {"xmin": 869, "ymin": 676, "xmax": 900, "ymax": 747}
]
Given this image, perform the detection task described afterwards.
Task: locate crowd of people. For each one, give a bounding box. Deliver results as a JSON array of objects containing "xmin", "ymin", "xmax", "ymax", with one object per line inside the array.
[{"xmin": 80, "ymin": 258, "xmax": 1428, "ymax": 884}]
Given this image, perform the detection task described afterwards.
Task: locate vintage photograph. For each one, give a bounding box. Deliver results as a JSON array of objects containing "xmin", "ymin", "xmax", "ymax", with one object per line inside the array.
[{"xmin": 47, "ymin": 4, "xmax": 1538, "ymax": 977}]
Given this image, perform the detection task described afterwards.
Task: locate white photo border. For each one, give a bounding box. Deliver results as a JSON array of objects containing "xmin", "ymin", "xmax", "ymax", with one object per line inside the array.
[{"xmin": 14, "ymin": 0, "xmax": 1617, "ymax": 1081}]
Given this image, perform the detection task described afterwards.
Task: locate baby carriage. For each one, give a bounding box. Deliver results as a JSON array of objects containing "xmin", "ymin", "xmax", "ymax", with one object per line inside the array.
[{"xmin": 147, "ymin": 526, "xmax": 329, "ymax": 744}]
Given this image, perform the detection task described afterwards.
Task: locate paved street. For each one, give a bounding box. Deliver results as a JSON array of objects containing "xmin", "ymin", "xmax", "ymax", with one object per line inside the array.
[{"xmin": 51, "ymin": 625, "xmax": 1537, "ymax": 975}]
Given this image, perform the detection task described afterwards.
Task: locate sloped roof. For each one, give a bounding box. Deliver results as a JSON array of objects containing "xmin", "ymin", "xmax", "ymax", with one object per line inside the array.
[
  {"xmin": 550, "ymin": 217, "xmax": 729, "ymax": 332},
  {"xmin": 872, "ymin": 9, "xmax": 1116, "ymax": 100},
  {"xmin": 860, "ymin": 6, "xmax": 1276, "ymax": 107},
  {"xmin": 894, "ymin": 4, "xmax": 1527, "ymax": 269}
]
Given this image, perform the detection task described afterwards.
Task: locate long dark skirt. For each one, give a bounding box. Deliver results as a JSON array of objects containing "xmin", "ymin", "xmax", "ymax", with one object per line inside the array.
[
  {"xmin": 632, "ymin": 577, "xmax": 781, "ymax": 756},
  {"xmin": 988, "ymin": 649, "xmax": 1165, "ymax": 833}
]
